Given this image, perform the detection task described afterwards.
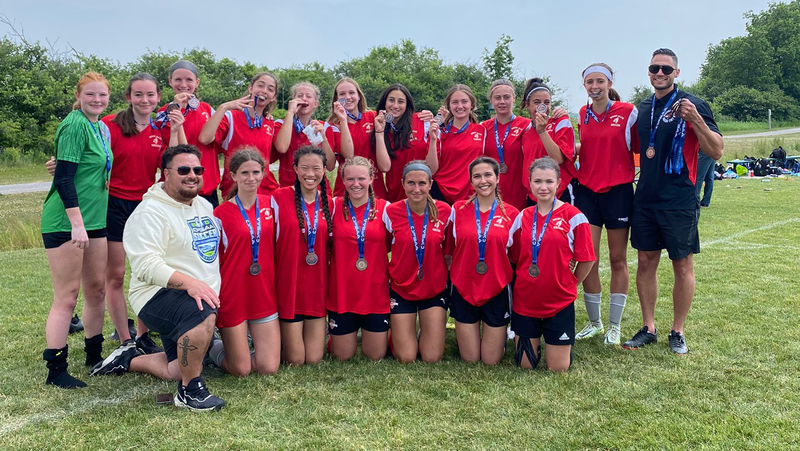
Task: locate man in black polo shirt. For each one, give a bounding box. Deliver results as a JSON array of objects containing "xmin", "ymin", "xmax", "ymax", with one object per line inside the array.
[{"xmin": 623, "ymin": 48, "xmax": 723, "ymax": 354}]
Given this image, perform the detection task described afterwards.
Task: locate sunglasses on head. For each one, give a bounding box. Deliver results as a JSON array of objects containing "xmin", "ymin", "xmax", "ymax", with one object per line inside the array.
[
  {"xmin": 168, "ymin": 166, "xmax": 205, "ymax": 176},
  {"xmin": 649, "ymin": 64, "xmax": 675, "ymax": 75}
]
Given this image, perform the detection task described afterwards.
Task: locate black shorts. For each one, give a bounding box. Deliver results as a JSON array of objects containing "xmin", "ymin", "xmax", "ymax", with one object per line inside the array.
[
  {"xmin": 137, "ymin": 288, "xmax": 217, "ymax": 362},
  {"xmin": 574, "ymin": 183, "xmax": 633, "ymax": 229},
  {"xmin": 106, "ymin": 195, "xmax": 141, "ymax": 242},
  {"xmin": 42, "ymin": 229, "xmax": 108, "ymax": 249},
  {"xmin": 327, "ymin": 311, "xmax": 390, "ymax": 335},
  {"xmin": 280, "ymin": 314, "xmax": 324, "ymax": 323},
  {"xmin": 631, "ymin": 207, "xmax": 699, "ymax": 260},
  {"xmin": 511, "ymin": 303, "xmax": 575, "ymax": 345},
  {"xmin": 389, "ymin": 288, "xmax": 448, "ymax": 314},
  {"xmin": 200, "ymin": 191, "xmax": 220, "ymax": 209},
  {"xmin": 449, "ymin": 285, "xmax": 511, "ymax": 328}
]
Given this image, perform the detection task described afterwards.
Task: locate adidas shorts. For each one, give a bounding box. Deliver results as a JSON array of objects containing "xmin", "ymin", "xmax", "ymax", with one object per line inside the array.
[
  {"xmin": 511, "ymin": 302, "xmax": 575, "ymax": 346},
  {"xmin": 449, "ymin": 285, "xmax": 511, "ymax": 328}
]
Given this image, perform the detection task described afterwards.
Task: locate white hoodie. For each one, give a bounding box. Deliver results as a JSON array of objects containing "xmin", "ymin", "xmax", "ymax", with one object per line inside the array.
[{"xmin": 123, "ymin": 182, "xmax": 221, "ymax": 315}]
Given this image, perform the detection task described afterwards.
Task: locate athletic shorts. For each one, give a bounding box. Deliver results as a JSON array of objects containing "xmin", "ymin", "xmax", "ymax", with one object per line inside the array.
[
  {"xmin": 389, "ymin": 288, "xmax": 448, "ymax": 315},
  {"xmin": 42, "ymin": 229, "xmax": 107, "ymax": 249},
  {"xmin": 630, "ymin": 207, "xmax": 699, "ymax": 260},
  {"xmin": 280, "ymin": 314, "xmax": 324, "ymax": 323},
  {"xmin": 511, "ymin": 302, "xmax": 575, "ymax": 345},
  {"xmin": 200, "ymin": 191, "xmax": 220, "ymax": 209},
  {"xmin": 106, "ymin": 195, "xmax": 141, "ymax": 242},
  {"xmin": 574, "ymin": 183, "xmax": 633, "ymax": 229},
  {"xmin": 137, "ymin": 288, "xmax": 217, "ymax": 362},
  {"xmin": 327, "ymin": 311, "xmax": 390, "ymax": 335},
  {"xmin": 449, "ymin": 285, "xmax": 511, "ymax": 328}
]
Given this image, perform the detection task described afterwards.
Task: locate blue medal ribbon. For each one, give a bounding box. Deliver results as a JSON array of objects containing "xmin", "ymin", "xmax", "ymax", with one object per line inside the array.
[
  {"xmin": 347, "ymin": 199, "xmax": 370, "ymax": 260},
  {"xmin": 583, "ymin": 100, "xmax": 612, "ymax": 124},
  {"xmin": 152, "ymin": 102, "xmax": 194, "ymax": 129},
  {"xmin": 474, "ymin": 198, "xmax": 498, "ymax": 264},
  {"xmin": 530, "ymin": 199, "xmax": 556, "ymax": 267},
  {"xmin": 444, "ymin": 121, "xmax": 469, "ymax": 134},
  {"xmin": 243, "ymin": 98, "xmax": 263, "ymax": 129},
  {"xmin": 345, "ymin": 109, "xmax": 362, "ymax": 121},
  {"xmin": 82, "ymin": 111, "xmax": 111, "ymax": 183},
  {"xmin": 649, "ymin": 89, "xmax": 686, "ymax": 174},
  {"xmin": 301, "ymin": 192, "xmax": 320, "ymax": 254},
  {"xmin": 493, "ymin": 115, "xmax": 515, "ymax": 165},
  {"xmin": 405, "ymin": 200, "xmax": 428, "ymax": 273},
  {"xmin": 293, "ymin": 116, "xmax": 309, "ymax": 134},
  {"xmin": 234, "ymin": 195, "xmax": 261, "ymax": 266}
]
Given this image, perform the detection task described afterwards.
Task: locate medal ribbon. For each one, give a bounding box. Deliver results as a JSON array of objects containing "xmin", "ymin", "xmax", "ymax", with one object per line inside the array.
[
  {"xmin": 347, "ymin": 199, "xmax": 370, "ymax": 260},
  {"xmin": 345, "ymin": 109, "xmax": 362, "ymax": 121},
  {"xmin": 234, "ymin": 195, "xmax": 261, "ymax": 266},
  {"xmin": 649, "ymin": 89, "xmax": 688, "ymax": 175},
  {"xmin": 406, "ymin": 200, "xmax": 428, "ymax": 273},
  {"xmin": 244, "ymin": 97, "xmax": 263, "ymax": 129},
  {"xmin": 583, "ymin": 100, "xmax": 612, "ymax": 124},
  {"xmin": 293, "ymin": 116, "xmax": 309, "ymax": 134},
  {"xmin": 444, "ymin": 121, "xmax": 469, "ymax": 134},
  {"xmin": 530, "ymin": 199, "xmax": 556, "ymax": 267},
  {"xmin": 474, "ymin": 198, "xmax": 498, "ymax": 264},
  {"xmin": 84, "ymin": 113, "xmax": 111, "ymax": 183},
  {"xmin": 301, "ymin": 192, "xmax": 320, "ymax": 255},
  {"xmin": 494, "ymin": 115, "xmax": 515, "ymax": 165}
]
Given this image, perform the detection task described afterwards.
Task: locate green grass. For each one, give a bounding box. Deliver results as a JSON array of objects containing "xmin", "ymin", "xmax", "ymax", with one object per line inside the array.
[
  {"xmin": 1, "ymin": 176, "xmax": 799, "ymax": 449},
  {"xmin": 716, "ymin": 120, "xmax": 800, "ymax": 135},
  {"xmin": 721, "ymin": 133, "xmax": 800, "ymax": 161},
  {"xmin": 0, "ymin": 159, "xmax": 52, "ymax": 185},
  {"xmin": 0, "ymin": 192, "xmax": 45, "ymax": 251}
]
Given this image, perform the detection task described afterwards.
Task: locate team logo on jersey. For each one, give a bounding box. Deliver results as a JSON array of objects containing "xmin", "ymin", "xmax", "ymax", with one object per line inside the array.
[
  {"xmin": 150, "ymin": 135, "xmax": 163, "ymax": 148},
  {"xmin": 201, "ymin": 111, "xmax": 210, "ymax": 121},
  {"xmin": 187, "ymin": 216, "xmax": 220, "ymax": 263},
  {"xmin": 410, "ymin": 130, "xmax": 418, "ymax": 142},
  {"xmin": 551, "ymin": 217, "xmax": 569, "ymax": 233},
  {"xmin": 545, "ymin": 123, "xmax": 554, "ymax": 133},
  {"xmin": 431, "ymin": 219, "xmax": 444, "ymax": 233},
  {"xmin": 610, "ymin": 115, "xmax": 624, "ymax": 127},
  {"xmin": 471, "ymin": 131, "xmax": 483, "ymax": 141},
  {"xmin": 510, "ymin": 127, "xmax": 523, "ymax": 137},
  {"xmin": 389, "ymin": 298, "xmax": 398, "ymax": 309},
  {"xmin": 363, "ymin": 122, "xmax": 373, "ymax": 133},
  {"xmin": 261, "ymin": 207, "xmax": 272, "ymax": 220},
  {"xmin": 492, "ymin": 216, "xmax": 506, "ymax": 227},
  {"xmin": 264, "ymin": 125, "xmax": 273, "ymax": 136}
]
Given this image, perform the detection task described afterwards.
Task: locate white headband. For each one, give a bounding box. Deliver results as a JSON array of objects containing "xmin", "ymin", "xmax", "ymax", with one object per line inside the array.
[
  {"xmin": 582, "ymin": 66, "xmax": 614, "ymax": 82},
  {"xmin": 524, "ymin": 86, "xmax": 550, "ymax": 102}
]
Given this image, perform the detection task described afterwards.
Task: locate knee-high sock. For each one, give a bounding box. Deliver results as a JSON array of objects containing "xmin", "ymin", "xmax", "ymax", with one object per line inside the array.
[
  {"xmin": 584, "ymin": 292, "xmax": 602, "ymax": 324},
  {"xmin": 609, "ymin": 293, "xmax": 628, "ymax": 328}
]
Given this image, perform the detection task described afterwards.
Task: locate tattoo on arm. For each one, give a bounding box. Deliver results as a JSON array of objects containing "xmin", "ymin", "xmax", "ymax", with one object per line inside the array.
[
  {"xmin": 168, "ymin": 281, "xmax": 184, "ymax": 288},
  {"xmin": 178, "ymin": 336, "xmax": 198, "ymax": 367}
]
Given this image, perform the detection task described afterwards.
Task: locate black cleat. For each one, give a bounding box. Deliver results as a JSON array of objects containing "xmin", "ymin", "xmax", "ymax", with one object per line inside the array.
[
  {"xmin": 174, "ymin": 377, "xmax": 225, "ymax": 412},
  {"xmin": 68, "ymin": 315, "xmax": 84, "ymax": 334},
  {"xmin": 88, "ymin": 340, "xmax": 140, "ymax": 376},
  {"xmin": 135, "ymin": 332, "xmax": 163, "ymax": 355},
  {"xmin": 622, "ymin": 326, "xmax": 658, "ymax": 350}
]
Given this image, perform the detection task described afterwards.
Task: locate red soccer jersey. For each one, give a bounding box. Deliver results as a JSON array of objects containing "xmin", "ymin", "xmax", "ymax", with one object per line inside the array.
[
  {"xmin": 156, "ymin": 101, "xmax": 219, "ymax": 195},
  {"xmin": 331, "ymin": 111, "xmax": 388, "ymax": 199},
  {"xmin": 273, "ymin": 119, "xmax": 339, "ymax": 188},
  {"xmin": 577, "ymin": 102, "xmax": 639, "ymax": 193},
  {"xmin": 328, "ymin": 197, "xmax": 390, "ymax": 315},
  {"xmin": 481, "ymin": 116, "xmax": 531, "ymax": 210},
  {"xmin": 436, "ymin": 122, "xmax": 486, "ymax": 204},
  {"xmin": 383, "ymin": 200, "xmax": 452, "ymax": 301},
  {"xmin": 215, "ymin": 110, "xmax": 279, "ymax": 198},
  {"xmin": 102, "ymin": 115, "xmax": 163, "ymax": 201},
  {"xmin": 521, "ymin": 117, "xmax": 576, "ymax": 201},
  {"xmin": 214, "ymin": 194, "xmax": 278, "ymax": 327},
  {"xmin": 509, "ymin": 203, "xmax": 595, "ymax": 318},
  {"xmin": 271, "ymin": 187, "xmax": 332, "ymax": 319},
  {"xmin": 385, "ymin": 113, "xmax": 431, "ymax": 203},
  {"xmin": 448, "ymin": 199, "xmax": 519, "ymax": 306}
]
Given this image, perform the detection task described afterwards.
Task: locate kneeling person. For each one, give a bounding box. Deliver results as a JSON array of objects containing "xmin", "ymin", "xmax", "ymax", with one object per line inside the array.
[{"xmin": 90, "ymin": 144, "xmax": 224, "ymax": 411}]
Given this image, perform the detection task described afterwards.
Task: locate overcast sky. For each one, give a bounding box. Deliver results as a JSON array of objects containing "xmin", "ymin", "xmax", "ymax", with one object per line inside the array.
[{"xmin": 2, "ymin": 0, "xmax": 771, "ymax": 112}]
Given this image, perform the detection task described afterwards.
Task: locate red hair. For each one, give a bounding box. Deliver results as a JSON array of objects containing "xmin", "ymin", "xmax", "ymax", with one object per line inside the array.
[{"xmin": 72, "ymin": 72, "xmax": 110, "ymax": 110}]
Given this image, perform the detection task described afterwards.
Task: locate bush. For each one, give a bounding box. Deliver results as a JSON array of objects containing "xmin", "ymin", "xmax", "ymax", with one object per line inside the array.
[
  {"xmin": 711, "ymin": 86, "xmax": 799, "ymax": 121},
  {"xmin": 0, "ymin": 147, "xmax": 21, "ymax": 164}
]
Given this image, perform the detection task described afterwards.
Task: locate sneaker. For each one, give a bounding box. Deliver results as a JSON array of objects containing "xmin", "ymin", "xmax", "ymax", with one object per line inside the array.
[
  {"xmin": 110, "ymin": 319, "xmax": 137, "ymax": 341},
  {"xmin": 622, "ymin": 326, "xmax": 658, "ymax": 349},
  {"xmin": 135, "ymin": 332, "xmax": 163, "ymax": 355},
  {"xmin": 604, "ymin": 325, "xmax": 621, "ymax": 345},
  {"xmin": 88, "ymin": 340, "xmax": 141, "ymax": 376},
  {"xmin": 174, "ymin": 377, "xmax": 225, "ymax": 412},
  {"xmin": 668, "ymin": 330, "xmax": 688, "ymax": 355},
  {"xmin": 68, "ymin": 315, "xmax": 84, "ymax": 334},
  {"xmin": 576, "ymin": 321, "xmax": 604, "ymax": 340}
]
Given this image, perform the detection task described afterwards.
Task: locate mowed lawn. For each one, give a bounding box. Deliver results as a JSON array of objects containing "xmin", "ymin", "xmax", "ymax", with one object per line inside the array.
[{"xmin": 1, "ymin": 177, "xmax": 799, "ymax": 450}]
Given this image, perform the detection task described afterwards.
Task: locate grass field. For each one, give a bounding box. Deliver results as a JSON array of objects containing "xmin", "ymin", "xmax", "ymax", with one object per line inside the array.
[{"xmin": 1, "ymin": 172, "xmax": 799, "ymax": 449}]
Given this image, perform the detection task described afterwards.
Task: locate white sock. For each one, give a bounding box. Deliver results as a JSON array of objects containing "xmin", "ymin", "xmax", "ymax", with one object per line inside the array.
[
  {"xmin": 208, "ymin": 339, "xmax": 226, "ymax": 368},
  {"xmin": 609, "ymin": 293, "xmax": 628, "ymax": 328},
  {"xmin": 584, "ymin": 292, "xmax": 602, "ymax": 324}
]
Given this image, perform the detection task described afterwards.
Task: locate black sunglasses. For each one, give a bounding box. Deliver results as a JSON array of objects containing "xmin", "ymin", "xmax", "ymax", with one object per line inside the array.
[
  {"xmin": 168, "ymin": 165, "xmax": 205, "ymax": 176},
  {"xmin": 649, "ymin": 64, "xmax": 675, "ymax": 75}
]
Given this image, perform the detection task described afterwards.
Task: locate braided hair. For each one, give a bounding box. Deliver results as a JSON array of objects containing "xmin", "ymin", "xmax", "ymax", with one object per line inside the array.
[
  {"xmin": 340, "ymin": 156, "xmax": 377, "ymax": 221},
  {"xmin": 461, "ymin": 156, "xmax": 510, "ymax": 221},
  {"xmin": 293, "ymin": 146, "xmax": 332, "ymax": 240}
]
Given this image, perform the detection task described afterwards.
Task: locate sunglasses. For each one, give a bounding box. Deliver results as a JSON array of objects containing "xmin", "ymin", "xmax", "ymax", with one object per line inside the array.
[
  {"xmin": 649, "ymin": 64, "xmax": 675, "ymax": 75},
  {"xmin": 168, "ymin": 166, "xmax": 205, "ymax": 176}
]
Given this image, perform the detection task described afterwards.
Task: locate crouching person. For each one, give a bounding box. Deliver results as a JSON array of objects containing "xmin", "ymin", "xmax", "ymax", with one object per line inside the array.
[{"xmin": 89, "ymin": 144, "xmax": 225, "ymax": 411}]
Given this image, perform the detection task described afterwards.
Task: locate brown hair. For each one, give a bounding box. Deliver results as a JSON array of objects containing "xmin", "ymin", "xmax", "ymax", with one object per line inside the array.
[
  {"xmin": 327, "ymin": 78, "xmax": 368, "ymax": 125},
  {"xmin": 443, "ymin": 84, "xmax": 479, "ymax": 125},
  {"xmin": 460, "ymin": 156, "xmax": 510, "ymax": 221},
  {"xmin": 72, "ymin": 72, "xmax": 110, "ymax": 110},
  {"xmin": 339, "ymin": 156, "xmax": 377, "ymax": 221},
  {"xmin": 112, "ymin": 72, "xmax": 161, "ymax": 137},
  {"xmin": 528, "ymin": 156, "xmax": 561, "ymax": 180},
  {"xmin": 249, "ymin": 72, "xmax": 279, "ymax": 114},
  {"xmin": 401, "ymin": 160, "xmax": 439, "ymax": 223},
  {"xmin": 582, "ymin": 62, "xmax": 621, "ymax": 101},
  {"xmin": 225, "ymin": 148, "xmax": 266, "ymax": 201}
]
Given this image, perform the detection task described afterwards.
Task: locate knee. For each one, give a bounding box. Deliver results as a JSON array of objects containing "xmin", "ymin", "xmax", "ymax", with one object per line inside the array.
[
  {"xmin": 332, "ymin": 349, "xmax": 355, "ymax": 361},
  {"xmin": 227, "ymin": 361, "xmax": 252, "ymax": 378},
  {"xmin": 419, "ymin": 349, "xmax": 443, "ymax": 364},
  {"xmin": 363, "ymin": 348, "xmax": 385, "ymax": 362},
  {"xmin": 482, "ymin": 356, "xmax": 502, "ymax": 366},
  {"xmin": 254, "ymin": 361, "xmax": 279, "ymax": 375},
  {"xmin": 547, "ymin": 361, "xmax": 570, "ymax": 372},
  {"xmin": 609, "ymin": 257, "xmax": 628, "ymax": 273},
  {"xmin": 105, "ymin": 268, "xmax": 125, "ymax": 290}
]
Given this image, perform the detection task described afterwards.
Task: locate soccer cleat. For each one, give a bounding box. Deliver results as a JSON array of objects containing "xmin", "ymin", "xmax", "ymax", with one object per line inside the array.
[
  {"xmin": 668, "ymin": 330, "xmax": 689, "ymax": 355},
  {"xmin": 604, "ymin": 325, "xmax": 621, "ymax": 345},
  {"xmin": 135, "ymin": 332, "xmax": 163, "ymax": 355},
  {"xmin": 88, "ymin": 340, "xmax": 140, "ymax": 376},
  {"xmin": 174, "ymin": 377, "xmax": 225, "ymax": 412},
  {"xmin": 575, "ymin": 321, "xmax": 604, "ymax": 340},
  {"xmin": 622, "ymin": 326, "xmax": 658, "ymax": 349},
  {"xmin": 68, "ymin": 315, "xmax": 84, "ymax": 334}
]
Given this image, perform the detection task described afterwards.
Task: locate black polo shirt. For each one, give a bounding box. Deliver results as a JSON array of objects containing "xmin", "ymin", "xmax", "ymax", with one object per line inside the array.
[{"xmin": 635, "ymin": 86, "xmax": 720, "ymax": 210}]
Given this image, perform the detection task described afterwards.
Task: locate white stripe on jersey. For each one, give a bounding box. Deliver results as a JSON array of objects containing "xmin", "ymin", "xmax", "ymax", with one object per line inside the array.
[
  {"xmin": 221, "ymin": 110, "xmax": 234, "ymax": 150},
  {"xmin": 271, "ymin": 196, "xmax": 281, "ymax": 241},
  {"xmin": 566, "ymin": 212, "xmax": 589, "ymax": 253},
  {"xmin": 625, "ymin": 106, "xmax": 639, "ymax": 151},
  {"xmin": 554, "ymin": 118, "xmax": 572, "ymax": 133}
]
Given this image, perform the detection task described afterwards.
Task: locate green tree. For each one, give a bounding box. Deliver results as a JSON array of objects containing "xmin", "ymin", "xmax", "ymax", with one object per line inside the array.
[
  {"xmin": 482, "ymin": 34, "xmax": 514, "ymax": 81},
  {"xmin": 628, "ymin": 84, "xmax": 653, "ymax": 107}
]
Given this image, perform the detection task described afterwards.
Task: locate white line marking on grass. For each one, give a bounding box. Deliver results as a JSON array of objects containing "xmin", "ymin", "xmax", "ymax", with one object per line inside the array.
[{"xmin": 0, "ymin": 382, "xmax": 165, "ymax": 436}]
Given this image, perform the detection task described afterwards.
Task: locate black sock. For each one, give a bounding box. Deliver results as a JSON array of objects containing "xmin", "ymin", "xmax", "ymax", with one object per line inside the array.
[
  {"xmin": 43, "ymin": 346, "xmax": 87, "ymax": 389},
  {"xmin": 84, "ymin": 334, "xmax": 104, "ymax": 367}
]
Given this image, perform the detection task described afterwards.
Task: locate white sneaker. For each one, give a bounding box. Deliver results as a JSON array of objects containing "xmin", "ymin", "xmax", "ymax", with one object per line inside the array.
[
  {"xmin": 604, "ymin": 325, "xmax": 621, "ymax": 345},
  {"xmin": 576, "ymin": 322, "xmax": 604, "ymax": 340}
]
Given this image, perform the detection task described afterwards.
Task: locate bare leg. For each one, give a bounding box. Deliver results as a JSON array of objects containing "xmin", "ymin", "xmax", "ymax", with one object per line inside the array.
[
  {"xmin": 176, "ymin": 314, "xmax": 216, "ymax": 386},
  {"xmin": 105, "ymin": 241, "xmax": 132, "ymax": 342},
  {"xmin": 418, "ymin": 307, "xmax": 446, "ymax": 363},
  {"xmin": 607, "ymin": 228, "xmax": 631, "ymax": 294},
  {"xmin": 45, "ymin": 244, "xmax": 84, "ymax": 349},
  {"xmin": 280, "ymin": 321, "xmax": 305, "ymax": 366},
  {"xmin": 544, "ymin": 344, "xmax": 572, "ymax": 372},
  {"xmin": 303, "ymin": 318, "xmax": 326, "ymax": 364},
  {"xmin": 455, "ymin": 321, "xmax": 481, "ymax": 362},
  {"xmin": 581, "ymin": 225, "xmax": 604, "ymax": 293},
  {"xmin": 361, "ymin": 330, "xmax": 388, "ymax": 361},
  {"xmin": 480, "ymin": 323, "xmax": 508, "ymax": 365},
  {"xmin": 636, "ymin": 250, "xmax": 661, "ymax": 333},
  {"xmin": 80, "ymin": 238, "xmax": 108, "ymax": 339},
  {"xmin": 129, "ymin": 352, "xmax": 179, "ymax": 380},
  {"xmin": 330, "ymin": 332, "xmax": 358, "ymax": 361},
  {"xmin": 389, "ymin": 313, "xmax": 418, "ymax": 363},
  {"xmin": 219, "ymin": 322, "xmax": 251, "ymax": 377},
  {"xmin": 671, "ymin": 254, "xmax": 695, "ymax": 333},
  {"xmin": 249, "ymin": 320, "xmax": 280, "ymax": 375}
]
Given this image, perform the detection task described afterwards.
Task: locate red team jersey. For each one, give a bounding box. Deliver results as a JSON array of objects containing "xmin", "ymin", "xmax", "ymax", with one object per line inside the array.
[
  {"xmin": 385, "ymin": 113, "xmax": 431, "ymax": 203},
  {"xmin": 272, "ymin": 119, "xmax": 340, "ymax": 188},
  {"xmin": 436, "ymin": 122, "xmax": 486, "ymax": 204},
  {"xmin": 215, "ymin": 110, "xmax": 279, "ymax": 198},
  {"xmin": 509, "ymin": 203, "xmax": 595, "ymax": 318},
  {"xmin": 102, "ymin": 115, "xmax": 164, "ymax": 201},
  {"xmin": 448, "ymin": 200, "xmax": 519, "ymax": 306},
  {"xmin": 520, "ymin": 117, "xmax": 576, "ymax": 201},
  {"xmin": 577, "ymin": 102, "xmax": 639, "ymax": 193},
  {"xmin": 214, "ymin": 194, "xmax": 278, "ymax": 327},
  {"xmin": 331, "ymin": 111, "xmax": 388, "ymax": 199},
  {"xmin": 383, "ymin": 200, "xmax": 452, "ymax": 301},
  {"xmin": 156, "ymin": 101, "xmax": 218, "ymax": 195},
  {"xmin": 271, "ymin": 187, "xmax": 332, "ymax": 319},
  {"xmin": 328, "ymin": 197, "xmax": 390, "ymax": 315},
  {"xmin": 481, "ymin": 116, "xmax": 531, "ymax": 210}
]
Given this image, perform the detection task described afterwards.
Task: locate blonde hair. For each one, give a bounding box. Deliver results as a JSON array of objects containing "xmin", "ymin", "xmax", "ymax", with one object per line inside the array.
[
  {"xmin": 443, "ymin": 84, "xmax": 479, "ymax": 125},
  {"xmin": 290, "ymin": 82, "xmax": 320, "ymax": 101},
  {"xmin": 72, "ymin": 72, "xmax": 110, "ymax": 110},
  {"xmin": 340, "ymin": 156, "xmax": 377, "ymax": 221}
]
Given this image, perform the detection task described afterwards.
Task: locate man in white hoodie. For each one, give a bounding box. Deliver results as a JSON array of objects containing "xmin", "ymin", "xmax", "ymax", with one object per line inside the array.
[{"xmin": 89, "ymin": 144, "xmax": 225, "ymax": 411}]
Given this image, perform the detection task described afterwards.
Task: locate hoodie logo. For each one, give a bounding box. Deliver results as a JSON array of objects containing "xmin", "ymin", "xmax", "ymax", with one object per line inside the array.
[{"xmin": 186, "ymin": 216, "xmax": 220, "ymax": 263}]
